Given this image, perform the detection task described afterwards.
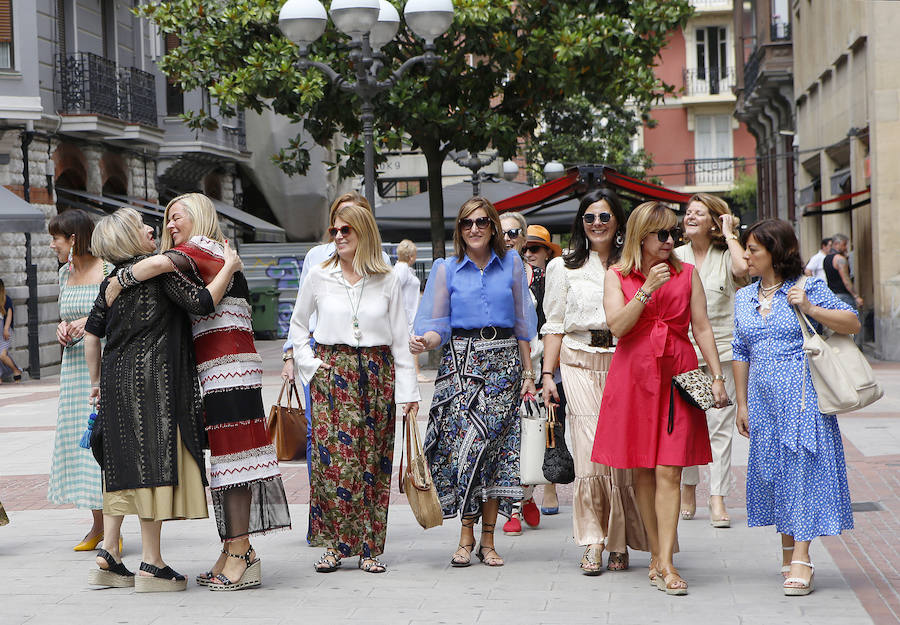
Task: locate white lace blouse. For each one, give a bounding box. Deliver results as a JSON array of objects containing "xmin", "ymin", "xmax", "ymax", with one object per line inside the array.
[{"xmin": 540, "ymin": 252, "xmax": 614, "ymax": 353}]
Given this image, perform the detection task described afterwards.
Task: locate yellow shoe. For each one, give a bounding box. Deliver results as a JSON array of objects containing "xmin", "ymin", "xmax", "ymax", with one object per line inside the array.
[{"xmin": 73, "ymin": 532, "xmax": 103, "ymax": 551}]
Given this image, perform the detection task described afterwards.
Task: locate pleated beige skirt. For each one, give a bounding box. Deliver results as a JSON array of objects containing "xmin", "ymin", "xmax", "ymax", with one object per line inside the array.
[
  {"xmin": 103, "ymin": 428, "xmax": 208, "ymax": 522},
  {"xmin": 560, "ymin": 344, "xmax": 649, "ymax": 552}
]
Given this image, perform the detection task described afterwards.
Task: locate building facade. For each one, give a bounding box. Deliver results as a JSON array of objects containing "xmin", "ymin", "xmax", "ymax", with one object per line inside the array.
[
  {"xmin": 732, "ymin": 0, "xmax": 794, "ymax": 221},
  {"xmin": 790, "ymin": 0, "xmax": 899, "ymax": 354},
  {"xmin": 640, "ymin": 0, "xmax": 757, "ymax": 202},
  {"xmin": 0, "ymin": 0, "xmax": 303, "ymax": 376}
]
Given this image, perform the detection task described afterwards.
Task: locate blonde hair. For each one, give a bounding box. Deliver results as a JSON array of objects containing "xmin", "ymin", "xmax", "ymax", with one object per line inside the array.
[
  {"xmin": 396, "ymin": 239, "xmax": 417, "ymax": 263},
  {"xmin": 616, "ymin": 201, "xmax": 683, "ymax": 277},
  {"xmin": 323, "ymin": 191, "xmax": 372, "ymax": 243},
  {"xmin": 687, "ymin": 193, "xmax": 736, "ymax": 250},
  {"xmin": 324, "ymin": 203, "xmax": 391, "ymax": 276},
  {"xmin": 453, "ymin": 197, "xmax": 506, "ymax": 261},
  {"xmin": 91, "ymin": 207, "xmax": 152, "ymax": 264},
  {"xmin": 160, "ymin": 193, "xmax": 224, "ymax": 251}
]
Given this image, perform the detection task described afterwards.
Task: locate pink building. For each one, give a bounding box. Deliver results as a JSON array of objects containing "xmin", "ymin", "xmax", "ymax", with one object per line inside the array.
[{"xmin": 639, "ymin": 0, "xmax": 756, "ymax": 197}]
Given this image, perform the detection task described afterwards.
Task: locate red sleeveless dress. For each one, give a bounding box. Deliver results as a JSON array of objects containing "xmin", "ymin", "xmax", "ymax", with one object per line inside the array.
[{"xmin": 591, "ymin": 262, "xmax": 712, "ymax": 468}]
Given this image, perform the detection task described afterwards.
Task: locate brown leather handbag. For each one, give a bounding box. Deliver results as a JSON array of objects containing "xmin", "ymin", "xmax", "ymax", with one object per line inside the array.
[
  {"xmin": 266, "ymin": 380, "xmax": 307, "ymax": 461},
  {"xmin": 399, "ymin": 406, "xmax": 443, "ymax": 529}
]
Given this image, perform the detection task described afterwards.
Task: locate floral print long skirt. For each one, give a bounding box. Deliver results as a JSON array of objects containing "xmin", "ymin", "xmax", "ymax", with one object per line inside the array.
[
  {"xmin": 308, "ymin": 344, "xmax": 395, "ymax": 559},
  {"xmin": 424, "ymin": 336, "xmax": 524, "ymax": 520}
]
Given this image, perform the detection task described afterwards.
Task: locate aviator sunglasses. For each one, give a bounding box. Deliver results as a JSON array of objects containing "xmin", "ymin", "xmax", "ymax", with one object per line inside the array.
[
  {"xmin": 328, "ymin": 225, "xmax": 353, "ymax": 238},
  {"xmin": 582, "ymin": 212, "xmax": 612, "ymax": 224},
  {"xmin": 650, "ymin": 227, "xmax": 683, "ymax": 244},
  {"xmin": 460, "ymin": 216, "xmax": 492, "ymax": 230}
]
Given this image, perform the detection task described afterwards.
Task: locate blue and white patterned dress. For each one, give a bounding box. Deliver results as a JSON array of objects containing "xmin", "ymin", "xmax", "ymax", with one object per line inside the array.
[{"xmin": 732, "ymin": 276, "xmax": 855, "ymax": 541}]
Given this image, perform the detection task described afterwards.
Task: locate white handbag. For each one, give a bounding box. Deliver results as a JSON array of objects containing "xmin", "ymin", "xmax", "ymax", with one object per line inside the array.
[
  {"xmin": 794, "ymin": 277, "xmax": 883, "ymax": 415},
  {"xmin": 519, "ymin": 395, "xmax": 550, "ymax": 485}
]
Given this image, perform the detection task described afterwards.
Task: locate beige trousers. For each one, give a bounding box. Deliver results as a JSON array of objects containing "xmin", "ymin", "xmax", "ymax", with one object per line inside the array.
[
  {"xmin": 560, "ymin": 345, "xmax": 649, "ymax": 552},
  {"xmin": 682, "ymin": 361, "xmax": 737, "ymax": 496}
]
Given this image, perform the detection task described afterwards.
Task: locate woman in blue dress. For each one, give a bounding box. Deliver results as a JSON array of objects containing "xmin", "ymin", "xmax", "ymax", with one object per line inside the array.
[
  {"xmin": 410, "ymin": 196, "xmax": 537, "ymax": 568},
  {"xmin": 733, "ymin": 219, "xmax": 859, "ymax": 597}
]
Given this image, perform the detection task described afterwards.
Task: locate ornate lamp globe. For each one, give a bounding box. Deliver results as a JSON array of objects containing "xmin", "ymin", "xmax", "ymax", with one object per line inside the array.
[
  {"xmin": 369, "ymin": 0, "xmax": 401, "ymax": 51},
  {"xmin": 330, "ymin": 0, "xmax": 381, "ymax": 40},
  {"xmin": 404, "ymin": 0, "xmax": 454, "ymax": 45},
  {"xmin": 278, "ymin": 0, "xmax": 328, "ymax": 50}
]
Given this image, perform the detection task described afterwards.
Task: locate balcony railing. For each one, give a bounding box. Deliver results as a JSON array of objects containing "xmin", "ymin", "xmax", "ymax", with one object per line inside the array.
[
  {"xmin": 56, "ymin": 52, "xmax": 158, "ymax": 127},
  {"xmin": 690, "ymin": 0, "xmax": 732, "ymax": 10},
  {"xmin": 683, "ymin": 67, "xmax": 736, "ymax": 97},
  {"xmin": 685, "ymin": 157, "xmax": 748, "ymax": 186},
  {"xmin": 771, "ymin": 20, "xmax": 791, "ymax": 41},
  {"xmin": 743, "ymin": 46, "xmax": 764, "ymax": 95},
  {"xmin": 223, "ymin": 111, "xmax": 247, "ymax": 152}
]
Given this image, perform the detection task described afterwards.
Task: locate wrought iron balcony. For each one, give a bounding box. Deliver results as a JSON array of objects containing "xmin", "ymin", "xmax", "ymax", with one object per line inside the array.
[
  {"xmin": 682, "ymin": 67, "xmax": 736, "ymax": 97},
  {"xmin": 222, "ymin": 111, "xmax": 247, "ymax": 152},
  {"xmin": 685, "ymin": 157, "xmax": 748, "ymax": 186},
  {"xmin": 771, "ymin": 20, "xmax": 791, "ymax": 41},
  {"xmin": 56, "ymin": 52, "xmax": 158, "ymax": 127},
  {"xmin": 742, "ymin": 46, "xmax": 764, "ymax": 95}
]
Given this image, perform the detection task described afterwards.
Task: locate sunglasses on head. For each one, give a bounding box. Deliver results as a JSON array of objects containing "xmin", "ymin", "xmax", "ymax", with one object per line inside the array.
[
  {"xmin": 328, "ymin": 225, "xmax": 352, "ymax": 238},
  {"xmin": 650, "ymin": 227, "xmax": 683, "ymax": 244},
  {"xmin": 503, "ymin": 228, "xmax": 522, "ymax": 239},
  {"xmin": 460, "ymin": 216, "xmax": 492, "ymax": 230},
  {"xmin": 523, "ymin": 245, "xmax": 546, "ymax": 254},
  {"xmin": 582, "ymin": 212, "xmax": 612, "ymax": 224}
]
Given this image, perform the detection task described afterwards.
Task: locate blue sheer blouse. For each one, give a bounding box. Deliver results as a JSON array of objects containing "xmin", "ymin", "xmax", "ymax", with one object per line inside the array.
[{"xmin": 414, "ymin": 250, "xmax": 537, "ymax": 345}]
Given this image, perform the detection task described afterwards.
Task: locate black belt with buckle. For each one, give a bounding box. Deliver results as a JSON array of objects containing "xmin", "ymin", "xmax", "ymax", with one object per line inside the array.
[
  {"xmin": 589, "ymin": 329, "xmax": 613, "ymax": 348},
  {"xmin": 453, "ymin": 326, "xmax": 514, "ymax": 341}
]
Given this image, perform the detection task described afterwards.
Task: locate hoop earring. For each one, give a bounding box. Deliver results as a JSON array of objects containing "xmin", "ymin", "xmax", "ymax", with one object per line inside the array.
[
  {"xmin": 584, "ymin": 236, "xmax": 589, "ymax": 249},
  {"xmin": 615, "ymin": 232, "xmax": 624, "ymax": 247}
]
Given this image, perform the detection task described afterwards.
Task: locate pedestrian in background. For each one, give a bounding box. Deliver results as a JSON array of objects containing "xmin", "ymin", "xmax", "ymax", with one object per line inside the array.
[
  {"xmin": 411, "ymin": 196, "xmax": 537, "ymax": 568},
  {"xmin": 676, "ymin": 193, "xmax": 748, "ymax": 527},
  {"xmin": 803, "ymin": 238, "xmax": 832, "ymax": 281},
  {"xmin": 504, "ymin": 224, "xmax": 563, "ymax": 536},
  {"xmin": 501, "ymin": 211, "xmax": 528, "ymax": 254},
  {"xmin": 733, "ymin": 219, "xmax": 858, "ymax": 596},
  {"xmin": 593, "ymin": 201, "xmax": 729, "ymax": 595},
  {"xmin": 290, "ymin": 203, "xmax": 419, "ymax": 574},
  {"xmin": 541, "ymin": 188, "xmax": 648, "ymax": 574},
  {"xmin": 0, "ymin": 278, "xmax": 22, "ymax": 383},
  {"xmin": 105, "ymin": 194, "xmax": 291, "ymax": 590},
  {"xmin": 393, "ymin": 239, "xmax": 429, "ymax": 383},
  {"xmin": 822, "ymin": 233, "xmax": 863, "ymax": 310},
  {"xmin": 85, "ymin": 207, "xmax": 239, "ymax": 591},
  {"xmin": 46, "ymin": 209, "xmax": 112, "ymax": 550}
]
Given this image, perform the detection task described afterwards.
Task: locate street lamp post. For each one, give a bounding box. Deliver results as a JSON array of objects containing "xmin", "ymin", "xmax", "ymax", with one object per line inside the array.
[
  {"xmin": 451, "ymin": 150, "xmax": 498, "ymax": 196},
  {"xmin": 278, "ymin": 0, "xmax": 455, "ymax": 211}
]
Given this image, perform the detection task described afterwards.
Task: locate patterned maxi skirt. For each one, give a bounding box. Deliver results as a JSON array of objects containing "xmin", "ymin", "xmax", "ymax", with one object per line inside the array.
[
  {"xmin": 424, "ymin": 336, "xmax": 524, "ymax": 520},
  {"xmin": 309, "ymin": 344, "xmax": 396, "ymax": 558}
]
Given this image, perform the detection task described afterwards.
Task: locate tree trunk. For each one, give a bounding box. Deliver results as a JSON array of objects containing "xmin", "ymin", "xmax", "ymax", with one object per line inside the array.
[{"xmin": 422, "ymin": 144, "xmax": 447, "ymax": 260}]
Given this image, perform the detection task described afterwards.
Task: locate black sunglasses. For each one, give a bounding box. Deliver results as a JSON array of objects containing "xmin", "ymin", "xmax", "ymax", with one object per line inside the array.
[
  {"xmin": 582, "ymin": 212, "xmax": 612, "ymax": 224},
  {"xmin": 503, "ymin": 228, "xmax": 522, "ymax": 238},
  {"xmin": 328, "ymin": 225, "xmax": 352, "ymax": 238},
  {"xmin": 460, "ymin": 216, "xmax": 492, "ymax": 230},
  {"xmin": 523, "ymin": 245, "xmax": 546, "ymax": 254},
  {"xmin": 650, "ymin": 227, "xmax": 683, "ymax": 243}
]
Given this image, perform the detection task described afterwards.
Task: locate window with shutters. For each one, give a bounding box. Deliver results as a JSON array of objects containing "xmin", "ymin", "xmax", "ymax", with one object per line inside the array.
[
  {"xmin": 164, "ymin": 33, "xmax": 184, "ymax": 116},
  {"xmin": 0, "ymin": 0, "xmax": 13, "ymax": 70}
]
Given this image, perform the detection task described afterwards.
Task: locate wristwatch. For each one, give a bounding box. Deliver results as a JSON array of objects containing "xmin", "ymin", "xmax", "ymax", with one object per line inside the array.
[
  {"xmin": 282, "ymin": 351, "xmax": 294, "ymax": 362},
  {"xmin": 712, "ymin": 374, "xmax": 726, "ymax": 381}
]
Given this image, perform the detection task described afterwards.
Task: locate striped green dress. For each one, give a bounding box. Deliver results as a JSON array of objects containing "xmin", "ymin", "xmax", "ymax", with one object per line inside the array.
[{"xmin": 47, "ymin": 263, "xmax": 110, "ymax": 509}]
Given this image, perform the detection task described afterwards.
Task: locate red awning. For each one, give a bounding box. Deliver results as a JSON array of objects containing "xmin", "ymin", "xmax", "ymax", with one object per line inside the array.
[
  {"xmin": 802, "ymin": 187, "xmax": 870, "ymax": 217},
  {"xmin": 494, "ymin": 166, "xmax": 692, "ymax": 213}
]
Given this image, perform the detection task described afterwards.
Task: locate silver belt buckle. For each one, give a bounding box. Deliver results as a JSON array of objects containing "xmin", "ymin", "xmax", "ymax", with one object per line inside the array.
[{"xmin": 479, "ymin": 326, "xmax": 498, "ymax": 341}]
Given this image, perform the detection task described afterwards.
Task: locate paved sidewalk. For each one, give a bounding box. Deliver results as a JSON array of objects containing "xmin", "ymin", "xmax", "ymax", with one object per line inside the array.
[{"xmin": 0, "ymin": 341, "xmax": 898, "ymax": 624}]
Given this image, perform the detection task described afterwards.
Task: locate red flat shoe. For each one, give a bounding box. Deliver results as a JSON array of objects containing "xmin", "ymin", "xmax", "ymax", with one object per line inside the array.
[
  {"xmin": 502, "ymin": 512, "xmax": 522, "ymax": 536},
  {"xmin": 521, "ymin": 498, "xmax": 540, "ymax": 528}
]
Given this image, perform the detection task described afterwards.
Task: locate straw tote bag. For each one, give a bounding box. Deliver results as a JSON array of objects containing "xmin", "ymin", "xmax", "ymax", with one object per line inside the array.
[
  {"xmin": 266, "ymin": 380, "xmax": 307, "ymax": 461},
  {"xmin": 793, "ymin": 278, "xmax": 883, "ymax": 414},
  {"xmin": 399, "ymin": 407, "xmax": 443, "ymax": 530},
  {"xmin": 519, "ymin": 396, "xmax": 550, "ymax": 485}
]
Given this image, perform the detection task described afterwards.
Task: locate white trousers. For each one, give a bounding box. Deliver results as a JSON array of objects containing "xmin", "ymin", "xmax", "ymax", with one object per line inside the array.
[{"xmin": 682, "ymin": 361, "xmax": 736, "ymax": 496}]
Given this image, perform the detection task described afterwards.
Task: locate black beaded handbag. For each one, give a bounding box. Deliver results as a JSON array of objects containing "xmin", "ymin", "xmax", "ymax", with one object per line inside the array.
[{"xmin": 541, "ymin": 404, "xmax": 575, "ymax": 484}]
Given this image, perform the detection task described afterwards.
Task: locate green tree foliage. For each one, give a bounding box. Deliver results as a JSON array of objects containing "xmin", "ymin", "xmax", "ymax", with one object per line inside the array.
[
  {"xmin": 525, "ymin": 94, "xmax": 654, "ymax": 183},
  {"xmin": 137, "ymin": 0, "xmax": 693, "ymax": 256}
]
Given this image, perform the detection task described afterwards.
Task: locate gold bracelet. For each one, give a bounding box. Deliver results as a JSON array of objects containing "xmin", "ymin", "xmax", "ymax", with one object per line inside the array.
[
  {"xmin": 634, "ymin": 289, "xmax": 651, "ymax": 305},
  {"xmin": 522, "ymin": 369, "xmax": 536, "ymax": 380},
  {"xmin": 725, "ymin": 233, "xmax": 739, "ymax": 242},
  {"xmin": 712, "ymin": 374, "xmax": 725, "ymax": 382}
]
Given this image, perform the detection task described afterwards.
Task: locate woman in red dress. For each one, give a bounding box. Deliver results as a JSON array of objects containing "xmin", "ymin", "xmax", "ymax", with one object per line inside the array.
[{"xmin": 592, "ymin": 201, "xmax": 729, "ymax": 595}]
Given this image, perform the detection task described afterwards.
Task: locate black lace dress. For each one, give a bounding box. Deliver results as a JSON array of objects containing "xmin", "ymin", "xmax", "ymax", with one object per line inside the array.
[{"xmin": 85, "ymin": 255, "xmax": 213, "ymax": 509}]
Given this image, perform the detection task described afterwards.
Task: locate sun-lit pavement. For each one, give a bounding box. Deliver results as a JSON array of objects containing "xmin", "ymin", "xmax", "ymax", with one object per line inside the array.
[{"xmin": 1, "ymin": 341, "xmax": 898, "ymax": 624}]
